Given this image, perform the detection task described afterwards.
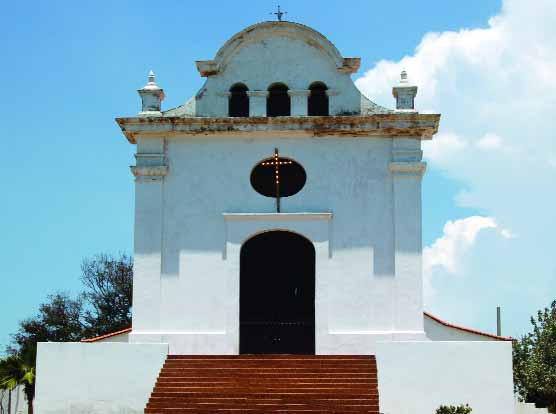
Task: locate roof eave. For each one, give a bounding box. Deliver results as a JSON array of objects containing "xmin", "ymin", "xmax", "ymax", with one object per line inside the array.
[
  {"xmin": 116, "ymin": 114, "xmax": 440, "ymax": 144},
  {"xmin": 424, "ymin": 311, "xmax": 513, "ymax": 341}
]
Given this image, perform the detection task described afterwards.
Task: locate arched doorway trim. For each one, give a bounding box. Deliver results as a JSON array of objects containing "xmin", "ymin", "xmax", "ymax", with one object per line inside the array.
[
  {"xmin": 240, "ymin": 228, "xmax": 312, "ymax": 246},
  {"xmin": 221, "ymin": 212, "xmax": 332, "ymax": 354}
]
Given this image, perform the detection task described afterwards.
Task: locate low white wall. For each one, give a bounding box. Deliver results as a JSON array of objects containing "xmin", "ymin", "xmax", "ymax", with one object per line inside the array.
[
  {"xmin": 376, "ymin": 341, "xmax": 514, "ymax": 414},
  {"xmin": 515, "ymin": 401, "xmax": 550, "ymax": 414},
  {"xmin": 35, "ymin": 342, "xmax": 168, "ymax": 414}
]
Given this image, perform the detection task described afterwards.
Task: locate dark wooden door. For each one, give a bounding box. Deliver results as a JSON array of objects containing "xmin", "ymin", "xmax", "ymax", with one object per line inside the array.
[{"xmin": 240, "ymin": 231, "xmax": 315, "ymax": 354}]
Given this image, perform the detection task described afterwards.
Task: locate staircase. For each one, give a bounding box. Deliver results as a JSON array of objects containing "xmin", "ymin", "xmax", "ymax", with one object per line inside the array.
[{"xmin": 145, "ymin": 355, "xmax": 379, "ymax": 413}]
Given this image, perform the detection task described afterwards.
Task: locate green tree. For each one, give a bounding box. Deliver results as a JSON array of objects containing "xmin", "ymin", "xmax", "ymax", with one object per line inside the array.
[
  {"xmin": 80, "ymin": 253, "xmax": 133, "ymax": 338},
  {"xmin": 7, "ymin": 293, "xmax": 84, "ymax": 414},
  {"xmin": 436, "ymin": 404, "xmax": 472, "ymax": 414},
  {"xmin": 513, "ymin": 300, "xmax": 556, "ymax": 413},
  {"xmin": 0, "ymin": 355, "xmax": 17, "ymax": 414},
  {"xmin": 0, "ymin": 353, "xmax": 35, "ymax": 414},
  {"xmin": 7, "ymin": 253, "xmax": 133, "ymax": 414},
  {"xmin": 9, "ymin": 293, "xmax": 85, "ymax": 357}
]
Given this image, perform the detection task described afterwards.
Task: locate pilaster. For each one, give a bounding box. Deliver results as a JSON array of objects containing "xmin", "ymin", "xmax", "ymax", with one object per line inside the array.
[
  {"xmin": 247, "ymin": 90, "xmax": 269, "ymax": 117},
  {"xmin": 130, "ymin": 137, "xmax": 167, "ymax": 333},
  {"xmin": 389, "ymin": 138, "xmax": 426, "ymax": 333},
  {"xmin": 325, "ymin": 89, "xmax": 340, "ymax": 115},
  {"xmin": 288, "ymin": 90, "xmax": 311, "ymax": 116}
]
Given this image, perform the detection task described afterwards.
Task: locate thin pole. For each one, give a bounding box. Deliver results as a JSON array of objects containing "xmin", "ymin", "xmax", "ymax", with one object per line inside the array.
[{"xmin": 496, "ymin": 306, "xmax": 502, "ymax": 336}]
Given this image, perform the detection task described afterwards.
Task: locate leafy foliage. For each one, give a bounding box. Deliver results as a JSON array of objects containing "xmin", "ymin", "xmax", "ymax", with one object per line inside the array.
[
  {"xmin": 5, "ymin": 253, "xmax": 133, "ymax": 414},
  {"xmin": 513, "ymin": 300, "xmax": 556, "ymax": 413},
  {"xmin": 435, "ymin": 404, "xmax": 472, "ymax": 414},
  {"xmin": 0, "ymin": 352, "xmax": 35, "ymax": 414},
  {"xmin": 9, "ymin": 293, "xmax": 84, "ymax": 357},
  {"xmin": 80, "ymin": 253, "xmax": 133, "ymax": 338}
]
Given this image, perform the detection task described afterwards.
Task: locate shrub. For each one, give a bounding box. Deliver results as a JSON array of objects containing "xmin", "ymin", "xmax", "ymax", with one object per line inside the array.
[{"xmin": 436, "ymin": 404, "xmax": 472, "ymax": 414}]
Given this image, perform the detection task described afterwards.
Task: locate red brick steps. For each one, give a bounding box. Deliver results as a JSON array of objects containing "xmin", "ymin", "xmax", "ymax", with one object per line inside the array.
[{"xmin": 145, "ymin": 355, "xmax": 379, "ymax": 414}]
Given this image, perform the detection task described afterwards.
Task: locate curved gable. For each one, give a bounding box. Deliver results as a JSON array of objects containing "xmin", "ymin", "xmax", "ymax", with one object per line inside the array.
[
  {"xmin": 193, "ymin": 21, "xmax": 364, "ymax": 117},
  {"xmin": 197, "ymin": 21, "xmax": 359, "ymax": 78}
]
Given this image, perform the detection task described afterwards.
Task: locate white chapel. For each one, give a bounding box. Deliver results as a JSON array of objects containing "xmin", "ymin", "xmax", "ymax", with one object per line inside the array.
[{"xmin": 35, "ymin": 20, "xmax": 515, "ymax": 414}]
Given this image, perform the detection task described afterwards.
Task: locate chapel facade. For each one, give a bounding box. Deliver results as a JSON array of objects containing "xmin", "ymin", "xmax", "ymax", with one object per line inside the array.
[
  {"xmin": 119, "ymin": 21, "xmax": 438, "ymax": 355},
  {"xmin": 35, "ymin": 20, "xmax": 515, "ymax": 414}
]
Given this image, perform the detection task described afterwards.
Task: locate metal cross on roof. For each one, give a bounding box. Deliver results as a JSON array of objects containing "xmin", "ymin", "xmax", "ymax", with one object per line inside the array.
[
  {"xmin": 272, "ymin": 5, "xmax": 287, "ymax": 21},
  {"xmin": 260, "ymin": 148, "xmax": 292, "ymax": 212}
]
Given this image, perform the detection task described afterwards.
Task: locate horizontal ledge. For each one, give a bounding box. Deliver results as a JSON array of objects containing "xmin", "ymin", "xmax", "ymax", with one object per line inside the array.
[
  {"xmin": 116, "ymin": 114, "xmax": 440, "ymax": 143},
  {"xmin": 130, "ymin": 165, "xmax": 168, "ymax": 177},
  {"xmin": 389, "ymin": 161, "xmax": 427, "ymax": 176},
  {"xmin": 223, "ymin": 212, "xmax": 333, "ymax": 221}
]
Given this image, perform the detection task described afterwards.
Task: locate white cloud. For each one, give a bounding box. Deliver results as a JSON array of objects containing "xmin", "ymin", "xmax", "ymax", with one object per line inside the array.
[
  {"xmin": 356, "ymin": 0, "xmax": 556, "ymax": 335},
  {"xmin": 425, "ymin": 132, "xmax": 467, "ymax": 163},
  {"xmin": 423, "ymin": 216, "xmax": 497, "ymax": 301},
  {"xmin": 499, "ymin": 228, "xmax": 516, "ymax": 239},
  {"xmin": 476, "ymin": 133, "xmax": 503, "ymax": 150}
]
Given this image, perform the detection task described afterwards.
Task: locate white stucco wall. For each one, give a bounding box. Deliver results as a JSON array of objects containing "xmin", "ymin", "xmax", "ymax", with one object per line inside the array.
[
  {"xmin": 130, "ymin": 133, "xmax": 425, "ymax": 354},
  {"xmin": 376, "ymin": 341, "xmax": 514, "ymax": 414},
  {"xmin": 515, "ymin": 401, "xmax": 550, "ymax": 414},
  {"xmin": 34, "ymin": 342, "xmax": 168, "ymax": 414}
]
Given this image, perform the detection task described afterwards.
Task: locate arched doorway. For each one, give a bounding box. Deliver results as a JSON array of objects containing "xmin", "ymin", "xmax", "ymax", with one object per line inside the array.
[{"xmin": 240, "ymin": 231, "xmax": 315, "ymax": 354}]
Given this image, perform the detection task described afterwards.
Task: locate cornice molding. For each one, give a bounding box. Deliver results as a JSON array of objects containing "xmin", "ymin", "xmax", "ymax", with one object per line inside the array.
[
  {"xmin": 130, "ymin": 165, "xmax": 168, "ymax": 181},
  {"xmin": 287, "ymin": 89, "xmax": 311, "ymax": 97},
  {"xmin": 246, "ymin": 90, "xmax": 269, "ymax": 97},
  {"xmin": 223, "ymin": 212, "xmax": 333, "ymax": 221},
  {"xmin": 116, "ymin": 114, "xmax": 440, "ymax": 143},
  {"xmin": 389, "ymin": 161, "xmax": 427, "ymax": 177}
]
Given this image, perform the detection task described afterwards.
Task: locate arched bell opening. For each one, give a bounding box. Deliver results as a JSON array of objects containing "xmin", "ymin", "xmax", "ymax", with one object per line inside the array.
[
  {"xmin": 267, "ymin": 83, "xmax": 291, "ymax": 117},
  {"xmin": 229, "ymin": 83, "xmax": 249, "ymax": 117},
  {"xmin": 308, "ymin": 81, "xmax": 329, "ymax": 116}
]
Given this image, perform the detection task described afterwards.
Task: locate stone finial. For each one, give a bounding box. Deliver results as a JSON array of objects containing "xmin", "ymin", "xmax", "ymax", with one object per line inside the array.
[
  {"xmin": 392, "ymin": 70, "xmax": 418, "ymax": 111},
  {"xmin": 146, "ymin": 70, "xmax": 156, "ymax": 86},
  {"xmin": 138, "ymin": 70, "xmax": 165, "ymax": 115}
]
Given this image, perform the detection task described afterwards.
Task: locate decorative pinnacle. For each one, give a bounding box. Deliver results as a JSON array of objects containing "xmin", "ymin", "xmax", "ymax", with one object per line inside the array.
[
  {"xmin": 141, "ymin": 70, "xmax": 161, "ymax": 91},
  {"xmin": 138, "ymin": 69, "xmax": 164, "ymax": 114},
  {"xmin": 393, "ymin": 69, "xmax": 417, "ymax": 111}
]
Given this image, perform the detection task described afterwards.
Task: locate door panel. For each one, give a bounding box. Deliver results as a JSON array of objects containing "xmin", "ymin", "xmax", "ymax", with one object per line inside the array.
[{"xmin": 240, "ymin": 231, "xmax": 315, "ymax": 354}]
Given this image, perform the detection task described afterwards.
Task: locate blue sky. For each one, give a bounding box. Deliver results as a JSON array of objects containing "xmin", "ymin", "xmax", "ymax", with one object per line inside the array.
[{"xmin": 2, "ymin": 0, "xmax": 554, "ymax": 350}]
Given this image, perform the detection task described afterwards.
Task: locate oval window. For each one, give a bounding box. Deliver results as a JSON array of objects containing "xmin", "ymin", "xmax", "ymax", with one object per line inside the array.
[{"xmin": 250, "ymin": 152, "xmax": 306, "ymax": 198}]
